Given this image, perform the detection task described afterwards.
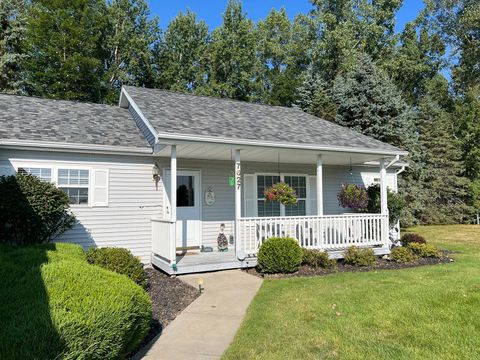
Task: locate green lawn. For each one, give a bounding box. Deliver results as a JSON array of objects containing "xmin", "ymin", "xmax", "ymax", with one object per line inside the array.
[{"xmin": 223, "ymin": 225, "xmax": 480, "ymax": 360}]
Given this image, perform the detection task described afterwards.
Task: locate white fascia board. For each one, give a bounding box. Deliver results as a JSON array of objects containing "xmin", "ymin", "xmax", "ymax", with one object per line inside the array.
[
  {"xmin": 155, "ymin": 132, "xmax": 409, "ymax": 157},
  {"xmin": 0, "ymin": 139, "xmax": 153, "ymax": 156},
  {"xmin": 120, "ymin": 87, "xmax": 159, "ymax": 139}
]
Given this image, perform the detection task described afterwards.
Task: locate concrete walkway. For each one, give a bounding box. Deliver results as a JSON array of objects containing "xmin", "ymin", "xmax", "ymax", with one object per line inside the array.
[{"xmin": 135, "ymin": 270, "xmax": 263, "ymax": 360}]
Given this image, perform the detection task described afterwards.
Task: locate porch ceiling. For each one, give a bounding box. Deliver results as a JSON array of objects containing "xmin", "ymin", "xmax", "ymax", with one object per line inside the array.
[{"xmin": 154, "ymin": 142, "xmax": 397, "ymax": 166}]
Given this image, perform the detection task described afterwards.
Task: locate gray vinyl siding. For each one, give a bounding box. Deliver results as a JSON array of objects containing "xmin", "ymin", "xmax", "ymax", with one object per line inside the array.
[
  {"xmin": 1, "ymin": 149, "xmax": 161, "ymax": 263},
  {"xmin": 128, "ymin": 104, "xmax": 156, "ymax": 147}
]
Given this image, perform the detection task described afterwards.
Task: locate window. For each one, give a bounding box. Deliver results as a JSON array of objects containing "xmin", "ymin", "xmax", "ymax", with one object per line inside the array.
[
  {"xmin": 256, "ymin": 174, "xmax": 308, "ymax": 217},
  {"xmin": 177, "ymin": 175, "xmax": 195, "ymax": 207},
  {"xmin": 18, "ymin": 167, "xmax": 52, "ymax": 182},
  {"xmin": 257, "ymin": 175, "xmax": 281, "ymax": 217},
  {"xmin": 58, "ymin": 169, "xmax": 89, "ymax": 205},
  {"xmin": 284, "ymin": 176, "xmax": 307, "ymax": 216}
]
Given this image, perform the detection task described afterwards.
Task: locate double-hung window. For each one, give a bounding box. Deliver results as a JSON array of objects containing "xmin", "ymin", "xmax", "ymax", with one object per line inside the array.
[
  {"xmin": 18, "ymin": 167, "xmax": 52, "ymax": 182},
  {"xmin": 284, "ymin": 176, "xmax": 307, "ymax": 216},
  {"xmin": 256, "ymin": 174, "xmax": 308, "ymax": 217},
  {"xmin": 257, "ymin": 175, "xmax": 281, "ymax": 217},
  {"xmin": 58, "ymin": 169, "xmax": 89, "ymax": 205}
]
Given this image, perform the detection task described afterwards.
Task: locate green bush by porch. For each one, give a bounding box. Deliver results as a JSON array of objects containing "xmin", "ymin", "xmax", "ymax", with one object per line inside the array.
[
  {"xmin": 257, "ymin": 237, "xmax": 303, "ymax": 273},
  {"xmin": 0, "ymin": 243, "xmax": 151, "ymax": 360},
  {"xmin": 223, "ymin": 225, "xmax": 480, "ymax": 359}
]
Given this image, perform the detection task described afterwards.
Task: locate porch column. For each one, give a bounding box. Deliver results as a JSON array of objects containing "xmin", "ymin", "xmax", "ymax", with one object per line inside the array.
[
  {"xmin": 380, "ymin": 159, "xmax": 388, "ymax": 214},
  {"xmin": 170, "ymin": 145, "xmax": 177, "ymax": 221},
  {"xmin": 316, "ymin": 155, "xmax": 323, "ymax": 216},
  {"xmin": 170, "ymin": 145, "xmax": 177, "ymax": 266},
  {"xmin": 234, "ymin": 150, "xmax": 241, "ymax": 251}
]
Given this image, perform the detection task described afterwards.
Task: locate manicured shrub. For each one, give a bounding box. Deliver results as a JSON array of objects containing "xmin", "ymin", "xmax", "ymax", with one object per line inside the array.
[
  {"xmin": 343, "ymin": 246, "xmax": 376, "ymax": 266},
  {"xmin": 408, "ymin": 243, "xmax": 441, "ymax": 258},
  {"xmin": 0, "ymin": 243, "xmax": 152, "ymax": 360},
  {"xmin": 302, "ymin": 248, "xmax": 337, "ymax": 269},
  {"xmin": 0, "ymin": 173, "xmax": 75, "ymax": 245},
  {"xmin": 86, "ymin": 247, "xmax": 148, "ymax": 289},
  {"xmin": 400, "ymin": 233, "xmax": 427, "ymax": 246},
  {"xmin": 257, "ymin": 237, "xmax": 303, "ymax": 273},
  {"xmin": 390, "ymin": 246, "xmax": 417, "ymax": 263},
  {"xmin": 366, "ymin": 184, "xmax": 405, "ymax": 226}
]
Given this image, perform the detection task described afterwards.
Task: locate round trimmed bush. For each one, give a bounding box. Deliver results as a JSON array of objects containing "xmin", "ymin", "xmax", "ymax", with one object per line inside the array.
[
  {"xmin": 86, "ymin": 247, "xmax": 147, "ymax": 288},
  {"xmin": 302, "ymin": 248, "xmax": 337, "ymax": 269},
  {"xmin": 257, "ymin": 237, "xmax": 303, "ymax": 274},
  {"xmin": 0, "ymin": 243, "xmax": 152, "ymax": 360},
  {"xmin": 390, "ymin": 246, "xmax": 417, "ymax": 263},
  {"xmin": 343, "ymin": 246, "xmax": 376, "ymax": 266},
  {"xmin": 400, "ymin": 233, "xmax": 426, "ymax": 246},
  {"xmin": 408, "ymin": 243, "xmax": 441, "ymax": 258}
]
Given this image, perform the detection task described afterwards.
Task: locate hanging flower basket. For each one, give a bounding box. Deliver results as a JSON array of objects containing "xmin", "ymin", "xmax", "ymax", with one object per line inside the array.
[
  {"xmin": 264, "ymin": 182, "xmax": 298, "ymax": 206},
  {"xmin": 337, "ymin": 184, "xmax": 368, "ymax": 212}
]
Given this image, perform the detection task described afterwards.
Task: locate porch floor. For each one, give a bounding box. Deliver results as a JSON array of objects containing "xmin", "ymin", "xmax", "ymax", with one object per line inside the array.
[{"xmin": 151, "ymin": 251, "xmax": 257, "ymax": 275}]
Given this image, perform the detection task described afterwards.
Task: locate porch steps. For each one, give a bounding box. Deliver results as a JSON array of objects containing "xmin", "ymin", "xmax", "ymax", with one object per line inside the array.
[{"xmin": 151, "ymin": 252, "xmax": 257, "ymax": 275}]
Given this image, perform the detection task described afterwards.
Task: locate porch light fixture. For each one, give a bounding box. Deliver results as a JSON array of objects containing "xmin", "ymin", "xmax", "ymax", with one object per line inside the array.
[
  {"xmin": 152, "ymin": 164, "xmax": 160, "ymax": 182},
  {"xmin": 197, "ymin": 277, "xmax": 204, "ymax": 293}
]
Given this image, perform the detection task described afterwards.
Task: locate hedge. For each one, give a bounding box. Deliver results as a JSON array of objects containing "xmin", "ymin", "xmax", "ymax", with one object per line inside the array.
[
  {"xmin": 257, "ymin": 237, "xmax": 303, "ymax": 273},
  {"xmin": 0, "ymin": 243, "xmax": 151, "ymax": 360}
]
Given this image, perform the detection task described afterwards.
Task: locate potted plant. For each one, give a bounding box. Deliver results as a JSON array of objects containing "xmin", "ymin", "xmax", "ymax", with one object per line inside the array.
[
  {"xmin": 264, "ymin": 182, "xmax": 297, "ymax": 205},
  {"xmin": 337, "ymin": 184, "xmax": 368, "ymax": 212}
]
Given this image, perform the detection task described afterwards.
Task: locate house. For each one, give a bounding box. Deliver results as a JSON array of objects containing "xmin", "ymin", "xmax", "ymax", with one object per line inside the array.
[{"xmin": 0, "ymin": 87, "xmax": 407, "ymax": 274}]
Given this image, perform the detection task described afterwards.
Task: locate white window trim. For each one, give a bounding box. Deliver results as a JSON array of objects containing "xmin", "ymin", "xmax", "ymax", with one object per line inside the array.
[
  {"xmin": 255, "ymin": 172, "xmax": 310, "ymax": 217},
  {"xmin": 13, "ymin": 163, "xmax": 93, "ymax": 207}
]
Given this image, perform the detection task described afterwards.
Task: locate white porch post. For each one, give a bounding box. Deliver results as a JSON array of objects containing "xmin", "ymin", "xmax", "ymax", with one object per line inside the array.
[
  {"xmin": 380, "ymin": 159, "xmax": 388, "ymax": 215},
  {"xmin": 170, "ymin": 145, "xmax": 177, "ymax": 265},
  {"xmin": 316, "ymin": 155, "xmax": 323, "ymax": 216},
  {"xmin": 380, "ymin": 158, "xmax": 389, "ymax": 247},
  {"xmin": 234, "ymin": 150, "xmax": 241, "ymax": 252}
]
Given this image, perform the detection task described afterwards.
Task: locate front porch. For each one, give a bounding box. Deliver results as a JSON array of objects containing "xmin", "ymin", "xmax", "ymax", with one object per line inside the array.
[{"xmin": 150, "ymin": 144, "xmax": 395, "ymax": 275}]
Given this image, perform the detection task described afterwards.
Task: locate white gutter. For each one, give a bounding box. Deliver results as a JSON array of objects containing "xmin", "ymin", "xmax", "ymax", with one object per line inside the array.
[
  {"xmin": 155, "ymin": 132, "xmax": 408, "ymax": 157},
  {"xmin": 396, "ymin": 166, "xmax": 406, "ymax": 175},
  {"xmin": 0, "ymin": 139, "xmax": 153, "ymax": 156},
  {"xmin": 385, "ymin": 155, "xmax": 400, "ymax": 169}
]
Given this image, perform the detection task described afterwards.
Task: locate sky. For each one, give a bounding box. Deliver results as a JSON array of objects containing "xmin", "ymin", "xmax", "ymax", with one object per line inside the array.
[{"xmin": 148, "ymin": 0, "xmax": 426, "ymax": 33}]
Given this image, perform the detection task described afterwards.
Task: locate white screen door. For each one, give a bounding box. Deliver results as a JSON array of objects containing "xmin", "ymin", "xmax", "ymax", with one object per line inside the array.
[{"xmin": 164, "ymin": 170, "xmax": 201, "ymax": 248}]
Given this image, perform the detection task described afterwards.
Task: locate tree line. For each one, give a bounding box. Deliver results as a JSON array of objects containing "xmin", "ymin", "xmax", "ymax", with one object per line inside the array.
[{"xmin": 1, "ymin": 0, "xmax": 479, "ymax": 225}]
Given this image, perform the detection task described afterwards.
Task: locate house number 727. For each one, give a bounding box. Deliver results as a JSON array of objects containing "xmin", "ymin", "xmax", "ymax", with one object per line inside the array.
[{"xmin": 235, "ymin": 163, "xmax": 241, "ymax": 190}]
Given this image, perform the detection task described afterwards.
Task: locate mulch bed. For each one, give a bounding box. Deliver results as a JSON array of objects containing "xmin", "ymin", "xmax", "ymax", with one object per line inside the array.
[
  {"xmin": 244, "ymin": 250, "xmax": 455, "ymax": 279},
  {"xmin": 142, "ymin": 268, "xmax": 200, "ymax": 345}
]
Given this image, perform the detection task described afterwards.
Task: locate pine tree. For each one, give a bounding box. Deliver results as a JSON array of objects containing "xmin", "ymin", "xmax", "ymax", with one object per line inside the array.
[
  {"xmin": 104, "ymin": 0, "xmax": 159, "ymax": 103},
  {"xmin": 0, "ymin": 0, "xmax": 28, "ymax": 94},
  {"xmin": 201, "ymin": 0, "xmax": 258, "ymax": 101},
  {"xmin": 414, "ymin": 76, "xmax": 472, "ymax": 223},
  {"xmin": 331, "ymin": 53, "xmax": 414, "ymax": 148},
  {"xmin": 295, "ymin": 67, "xmax": 336, "ymax": 121},
  {"xmin": 25, "ymin": 0, "xmax": 109, "ymax": 102},
  {"xmin": 154, "ymin": 10, "xmax": 209, "ymax": 93}
]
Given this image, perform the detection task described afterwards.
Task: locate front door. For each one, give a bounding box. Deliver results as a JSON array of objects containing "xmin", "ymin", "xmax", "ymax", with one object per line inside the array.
[{"xmin": 165, "ymin": 170, "xmax": 201, "ymax": 248}]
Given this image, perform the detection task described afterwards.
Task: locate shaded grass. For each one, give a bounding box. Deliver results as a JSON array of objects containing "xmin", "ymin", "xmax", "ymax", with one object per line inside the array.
[{"xmin": 223, "ymin": 225, "xmax": 480, "ymax": 360}]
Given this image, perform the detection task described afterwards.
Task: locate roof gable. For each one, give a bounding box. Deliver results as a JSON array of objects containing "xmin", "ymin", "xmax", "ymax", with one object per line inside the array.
[{"xmin": 122, "ymin": 86, "xmax": 405, "ymax": 154}]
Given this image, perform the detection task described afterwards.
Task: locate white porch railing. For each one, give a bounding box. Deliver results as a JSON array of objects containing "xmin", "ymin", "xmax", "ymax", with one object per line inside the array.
[
  {"xmin": 151, "ymin": 217, "xmax": 176, "ymax": 264},
  {"xmin": 237, "ymin": 213, "xmax": 389, "ymax": 255}
]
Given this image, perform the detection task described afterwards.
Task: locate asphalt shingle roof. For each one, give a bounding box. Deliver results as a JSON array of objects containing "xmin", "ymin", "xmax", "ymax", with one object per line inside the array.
[
  {"xmin": 124, "ymin": 86, "xmax": 404, "ymax": 154},
  {"xmin": 0, "ymin": 94, "xmax": 150, "ymax": 149}
]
